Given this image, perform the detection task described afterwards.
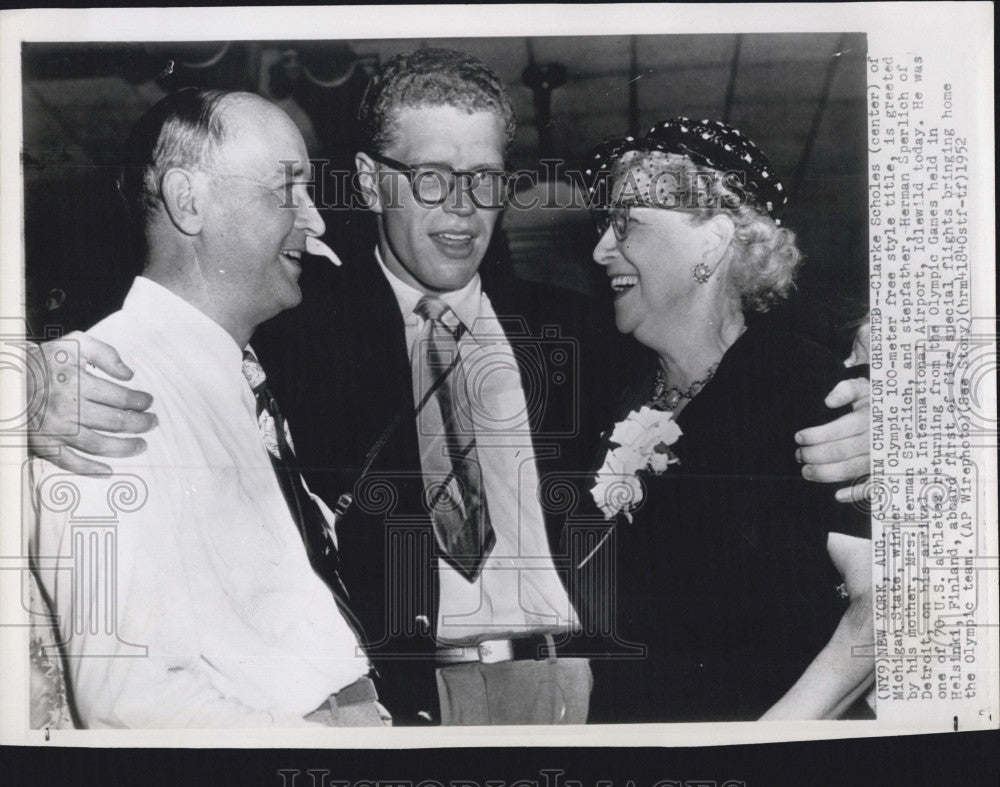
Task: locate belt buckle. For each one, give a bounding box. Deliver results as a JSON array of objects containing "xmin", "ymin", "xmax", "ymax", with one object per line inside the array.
[{"xmin": 477, "ymin": 639, "xmax": 513, "ymax": 664}]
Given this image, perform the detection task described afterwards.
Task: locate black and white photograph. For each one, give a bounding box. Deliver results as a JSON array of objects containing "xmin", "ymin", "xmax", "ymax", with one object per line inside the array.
[{"xmin": 0, "ymin": 2, "xmax": 994, "ymax": 756}]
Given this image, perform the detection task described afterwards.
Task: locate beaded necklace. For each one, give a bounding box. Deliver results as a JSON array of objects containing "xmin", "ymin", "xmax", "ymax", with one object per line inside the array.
[{"xmin": 651, "ymin": 362, "xmax": 719, "ymax": 411}]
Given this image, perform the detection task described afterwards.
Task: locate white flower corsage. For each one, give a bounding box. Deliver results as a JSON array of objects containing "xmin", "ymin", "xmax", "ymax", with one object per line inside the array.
[{"xmin": 590, "ymin": 405, "xmax": 682, "ymax": 522}]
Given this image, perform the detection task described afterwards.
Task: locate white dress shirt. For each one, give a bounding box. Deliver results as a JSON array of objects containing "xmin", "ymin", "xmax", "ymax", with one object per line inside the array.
[
  {"xmin": 374, "ymin": 251, "xmax": 579, "ymax": 644},
  {"xmin": 28, "ymin": 277, "xmax": 368, "ymax": 727}
]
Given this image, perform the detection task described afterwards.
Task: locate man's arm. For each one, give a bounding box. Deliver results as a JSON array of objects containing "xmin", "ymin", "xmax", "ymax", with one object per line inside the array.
[
  {"xmin": 27, "ymin": 333, "xmax": 157, "ymax": 475},
  {"xmin": 796, "ymin": 317, "xmax": 872, "ymax": 504},
  {"xmin": 34, "ymin": 326, "xmax": 872, "ymax": 500},
  {"xmin": 796, "ymin": 377, "xmax": 871, "ymax": 503}
]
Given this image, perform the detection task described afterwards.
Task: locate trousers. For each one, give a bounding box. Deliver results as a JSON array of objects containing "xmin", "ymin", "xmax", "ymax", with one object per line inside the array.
[
  {"xmin": 304, "ymin": 677, "xmax": 392, "ymax": 727},
  {"xmin": 435, "ymin": 657, "xmax": 592, "ymax": 725}
]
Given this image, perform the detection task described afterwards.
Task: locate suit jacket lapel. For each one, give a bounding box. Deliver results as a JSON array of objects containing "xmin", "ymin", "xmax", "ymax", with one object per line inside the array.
[{"xmin": 343, "ymin": 255, "xmax": 415, "ymax": 456}]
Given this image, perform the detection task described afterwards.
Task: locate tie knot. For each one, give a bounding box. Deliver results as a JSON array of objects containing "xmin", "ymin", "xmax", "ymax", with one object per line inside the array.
[
  {"xmin": 414, "ymin": 296, "xmax": 450, "ymax": 323},
  {"xmin": 415, "ymin": 296, "xmax": 465, "ymax": 339},
  {"xmin": 241, "ymin": 350, "xmax": 267, "ymax": 391}
]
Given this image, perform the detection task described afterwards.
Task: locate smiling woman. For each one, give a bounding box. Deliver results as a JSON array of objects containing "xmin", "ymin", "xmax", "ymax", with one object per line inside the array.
[
  {"xmin": 588, "ymin": 119, "xmax": 803, "ymax": 356},
  {"xmin": 583, "ymin": 118, "xmax": 874, "ymax": 723}
]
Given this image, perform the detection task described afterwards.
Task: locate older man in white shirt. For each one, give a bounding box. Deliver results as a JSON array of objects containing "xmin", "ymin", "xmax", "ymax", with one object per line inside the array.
[{"xmin": 27, "ymin": 88, "xmax": 380, "ymax": 727}]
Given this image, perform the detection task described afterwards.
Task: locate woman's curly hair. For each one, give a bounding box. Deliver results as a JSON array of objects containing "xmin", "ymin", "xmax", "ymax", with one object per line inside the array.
[{"xmin": 621, "ymin": 152, "xmax": 802, "ymax": 313}]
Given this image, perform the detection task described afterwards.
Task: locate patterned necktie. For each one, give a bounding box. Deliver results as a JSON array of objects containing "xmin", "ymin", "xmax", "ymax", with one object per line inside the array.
[
  {"xmin": 413, "ymin": 296, "xmax": 495, "ymax": 581},
  {"xmin": 241, "ymin": 349, "xmax": 367, "ymax": 646}
]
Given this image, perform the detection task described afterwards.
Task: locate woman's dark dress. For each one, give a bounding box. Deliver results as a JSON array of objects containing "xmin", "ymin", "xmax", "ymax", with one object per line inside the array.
[{"xmin": 586, "ymin": 325, "xmax": 870, "ymax": 722}]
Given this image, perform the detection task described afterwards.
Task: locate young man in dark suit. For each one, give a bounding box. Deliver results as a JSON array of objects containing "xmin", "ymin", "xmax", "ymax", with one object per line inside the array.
[
  {"xmin": 252, "ymin": 49, "xmax": 614, "ymax": 725},
  {"xmin": 27, "ymin": 49, "xmax": 872, "ymax": 726}
]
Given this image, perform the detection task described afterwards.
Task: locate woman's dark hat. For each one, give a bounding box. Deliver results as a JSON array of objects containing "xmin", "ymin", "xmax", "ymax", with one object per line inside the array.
[{"xmin": 585, "ymin": 117, "xmax": 788, "ymax": 220}]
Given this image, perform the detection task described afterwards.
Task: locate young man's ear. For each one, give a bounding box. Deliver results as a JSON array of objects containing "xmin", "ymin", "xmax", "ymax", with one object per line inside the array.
[
  {"xmin": 160, "ymin": 168, "xmax": 207, "ymax": 235},
  {"xmin": 354, "ymin": 153, "xmax": 383, "ymax": 215}
]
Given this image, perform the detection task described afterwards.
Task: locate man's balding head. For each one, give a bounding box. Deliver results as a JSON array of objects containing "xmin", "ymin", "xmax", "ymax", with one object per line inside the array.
[
  {"xmin": 121, "ymin": 88, "xmax": 275, "ymax": 225},
  {"xmin": 125, "ymin": 88, "xmax": 324, "ymax": 345}
]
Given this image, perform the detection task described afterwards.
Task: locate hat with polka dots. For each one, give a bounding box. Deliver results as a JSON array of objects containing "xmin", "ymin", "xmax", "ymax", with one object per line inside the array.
[{"xmin": 585, "ymin": 117, "xmax": 788, "ymax": 220}]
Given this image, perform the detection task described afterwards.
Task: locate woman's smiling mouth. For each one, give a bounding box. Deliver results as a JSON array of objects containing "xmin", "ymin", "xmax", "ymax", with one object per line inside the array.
[{"xmin": 610, "ymin": 273, "xmax": 639, "ymax": 294}]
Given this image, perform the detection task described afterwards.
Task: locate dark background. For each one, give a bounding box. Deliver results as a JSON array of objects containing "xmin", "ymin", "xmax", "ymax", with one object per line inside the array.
[{"xmin": 22, "ymin": 33, "xmax": 868, "ymax": 356}]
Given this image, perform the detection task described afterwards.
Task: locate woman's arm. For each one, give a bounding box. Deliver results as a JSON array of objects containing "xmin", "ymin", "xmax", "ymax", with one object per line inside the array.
[{"xmin": 759, "ymin": 533, "xmax": 874, "ymax": 720}]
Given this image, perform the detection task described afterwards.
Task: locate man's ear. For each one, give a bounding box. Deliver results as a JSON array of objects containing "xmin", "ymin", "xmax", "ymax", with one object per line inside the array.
[
  {"xmin": 702, "ymin": 213, "xmax": 736, "ymax": 267},
  {"xmin": 160, "ymin": 168, "xmax": 206, "ymax": 235},
  {"xmin": 354, "ymin": 153, "xmax": 383, "ymax": 215}
]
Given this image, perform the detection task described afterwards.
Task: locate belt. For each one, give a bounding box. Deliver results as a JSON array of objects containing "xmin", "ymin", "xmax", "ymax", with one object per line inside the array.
[{"xmin": 435, "ymin": 634, "xmax": 557, "ymax": 665}]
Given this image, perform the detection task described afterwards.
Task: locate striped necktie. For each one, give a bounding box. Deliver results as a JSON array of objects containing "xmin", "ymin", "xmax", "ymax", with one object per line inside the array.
[
  {"xmin": 413, "ymin": 296, "xmax": 495, "ymax": 581},
  {"xmin": 241, "ymin": 349, "xmax": 367, "ymax": 647}
]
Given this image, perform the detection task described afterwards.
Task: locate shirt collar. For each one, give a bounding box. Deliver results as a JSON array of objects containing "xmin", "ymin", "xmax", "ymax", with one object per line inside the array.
[
  {"xmin": 374, "ymin": 246, "xmax": 483, "ymax": 332},
  {"xmin": 121, "ymin": 276, "xmax": 246, "ymax": 369}
]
